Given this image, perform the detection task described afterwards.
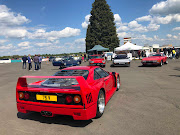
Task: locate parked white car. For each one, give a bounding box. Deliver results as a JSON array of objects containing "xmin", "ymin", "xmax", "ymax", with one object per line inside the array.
[{"xmin": 112, "ymin": 54, "xmax": 131, "ymax": 67}]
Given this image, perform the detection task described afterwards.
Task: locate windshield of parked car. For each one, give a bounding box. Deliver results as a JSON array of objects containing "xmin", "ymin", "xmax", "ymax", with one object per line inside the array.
[
  {"xmin": 114, "ymin": 55, "xmax": 128, "ymax": 59},
  {"xmin": 41, "ymin": 70, "xmax": 89, "ymax": 87},
  {"xmin": 90, "ymin": 55, "xmax": 102, "ymax": 59},
  {"xmin": 150, "ymin": 54, "xmax": 162, "ymax": 57}
]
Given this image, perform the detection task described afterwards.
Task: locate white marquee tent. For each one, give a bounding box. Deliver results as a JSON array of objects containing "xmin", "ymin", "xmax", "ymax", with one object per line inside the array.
[{"xmin": 115, "ymin": 42, "xmax": 143, "ymax": 51}]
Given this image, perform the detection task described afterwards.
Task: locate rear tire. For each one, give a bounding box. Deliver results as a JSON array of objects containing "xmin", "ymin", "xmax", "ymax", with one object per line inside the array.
[
  {"xmin": 116, "ymin": 76, "xmax": 120, "ymax": 91},
  {"xmin": 96, "ymin": 90, "xmax": 105, "ymax": 118},
  {"xmin": 159, "ymin": 61, "xmax": 163, "ymax": 66},
  {"xmin": 164, "ymin": 60, "xmax": 168, "ymax": 64}
]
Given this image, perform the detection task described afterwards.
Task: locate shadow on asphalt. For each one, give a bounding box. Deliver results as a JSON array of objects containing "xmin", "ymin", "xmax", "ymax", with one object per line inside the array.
[
  {"xmin": 17, "ymin": 112, "xmax": 92, "ymax": 127},
  {"xmin": 51, "ymin": 68, "xmax": 61, "ymax": 70},
  {"xmin": 110, "ymin": 64, "xmax": 130, "ymax": 68},
  {"xmin": 138, "ymin": 65, "xmax": 159, "ymax": 68},
  {"xmin": 169, "ymin": 75, "xmax": 180, "ymax": 77},
  {"xmin": 174, "ymin": 67, "xmax": 180, "ymax": 71}
]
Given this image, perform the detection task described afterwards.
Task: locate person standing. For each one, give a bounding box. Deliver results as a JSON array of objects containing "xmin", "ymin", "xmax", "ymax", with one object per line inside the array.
[
  {"xmin": 33, "ymin": 54, "xmax": 39, "ymax": 70},
  {"xmin": 84, "ymin": 53, "xmax": 86, "ymax": 62},
  {"xmin": 38, "ymin": 54, "xmax": 42, "ymax": 69},
  {"xmin": 22, "ymin": 55, "xmax": 28, "ymax": 69},
  {"xmin": 81, "ymin": 54, "xmax": 84, "ymax": 62},
  {"xmin": 104, "ymin": 52, "xmax": 107, "ymax": 61},
  {"xmin": 176, "ymin": 49, "xmax": 179, "ymax": 59},
  {"xmin": 27, "ymin": 54, "xmax": 32, "ymax": 71},
  {"xmin": 172, "ymin": 47, "xmax": 176, "ymax": 59}
]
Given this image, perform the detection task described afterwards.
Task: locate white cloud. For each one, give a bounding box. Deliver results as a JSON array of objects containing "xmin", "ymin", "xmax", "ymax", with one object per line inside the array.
[
  {"xmin": 128, "ymin": 21, "xmax": 141, "ymax": 28},
  {"xmin": 0, "ymin": 5, "xmax": 29, "ymax": 26},
  {"xmin": 172, "ymin": 27, "xmax": 180, "ymax": 31},
  {"xmin": 18, "ymin": 41, "xmax": 30, "ymax": 47},
  {"xmin": 114, "ymin": 14, "xmax": 122, "ymax": 23},
  {"xmin": 151, "ymin": 15, "xmax": 173, "ymax": 24},
  {"xmin": 173, "ymin": 14, "xmax": 180, "ymax": 21},
  {"xmin": 0, "ymin": 39, "xmax": 8, "ymax": 44},
  {"xmin": 131, "ymin": 26, "xmax": 148, "ymax": 32},
  {"xmin": 29, "ymin": 27, "xmax": 81, "ymax": 40},
  {"xmin": 150, "ymin": 0, "xmax": 180, "ymax": 15},
  {"xmin": 136, "ymin": 15, "xmax": 152, "ymax": 22},
  {"xmin": 0, "ymin": 5, "xmax": 29, "ymax": 39},
  {"xmin": 0, "ymin": 44, "xmax": 15, "ymax": 50},
  {"xmin": 128, "ymin": 21, "xmax": 148, "ymax": 32},
  {"xmin": 167, "ymin": 34, "xmax": 172, "ymax": 38},
  {"xmin": 81, "ymin": 22, "xmax": 89, "ymax": 29},
  {"xmin": 18, "ymin": 41, "xmax": 32, "ymax": 49},
  {"xmin": 133, "ymin": 34, "xmax": 153, "ymax": 41},
  {"xmin": 2, "ymin": 28, "xmax": 28, "ymax": 38},
  {"xmin": 74, "ymin": 38, "xmax": 85, "ymax": 44},
  {"xmin": 147, "ymin": 23, "xmax": 160, "ymax": 31},
  {"xmin": 173, "ymin": 35, "xmax": 178, "ymax": 39},
  {"xmin": 81, "ymin": 14, "xmax": 91, "ymax": 29},
  {"xmin": 35, "ymin": 42, "xmax": 52, "ymax": 47},
  {"xmin": 117, "ymin": 32, "xmax": 129, "ymax": 38},
  {"xmin": 117, "ymin": 26, "xmax": 129, "ymax": 32},
  {"xmin": 154, "ymin": 35, "xmax": 159, "ymax": 40}
]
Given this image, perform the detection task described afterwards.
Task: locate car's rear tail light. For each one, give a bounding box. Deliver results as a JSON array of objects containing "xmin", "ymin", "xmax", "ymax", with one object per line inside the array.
[
  {"xmin": 24, "ymin": 93, "xmax": 30, "ymax": 100},
  {"xmin": 19, "ymin": 92, "xmax": 24, "ymax": 99},
  {"xmin": 65, "ymin": 95, "xmax": 73, "ymax": 104},
  {"xmin": 74, "ymin": 95, "xmax": 81, "ymax": 103}
]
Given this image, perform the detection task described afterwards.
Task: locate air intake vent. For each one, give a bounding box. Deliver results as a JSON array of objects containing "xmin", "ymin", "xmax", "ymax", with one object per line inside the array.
[{"xmin": 86, "ymin": 93, "xmax": 93, "ymax": 104}]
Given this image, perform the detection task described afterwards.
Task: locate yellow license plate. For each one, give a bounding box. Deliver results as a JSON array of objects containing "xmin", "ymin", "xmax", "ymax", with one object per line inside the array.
[{"xmin": 36, "ymin": 94, "xmax": 57, "ymax": 102}]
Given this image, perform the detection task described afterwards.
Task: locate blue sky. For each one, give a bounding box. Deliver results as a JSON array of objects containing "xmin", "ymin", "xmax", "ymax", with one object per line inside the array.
[{"xmin": 0, "ymin": 0, "xmax": 180, "ymax": 56}]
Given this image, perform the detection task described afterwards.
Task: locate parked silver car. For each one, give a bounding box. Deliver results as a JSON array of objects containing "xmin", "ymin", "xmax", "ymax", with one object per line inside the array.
[{"xmin": 111, "ymin": 54, "xmax": 131, "ymax": 67}]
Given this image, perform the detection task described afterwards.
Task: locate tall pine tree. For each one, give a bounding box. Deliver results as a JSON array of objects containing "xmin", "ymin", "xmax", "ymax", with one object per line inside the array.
[{"xmin": 85, "ymin": 0, "xmax": 119, "ymax": 52}]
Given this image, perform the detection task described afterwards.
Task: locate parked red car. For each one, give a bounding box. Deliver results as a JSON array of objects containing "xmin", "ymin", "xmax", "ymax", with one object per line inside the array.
[
  {"xmin": 89, "ymin": 55, "xmax": 106, "ymax": 67},
  {"xmin": 16, "ymin": 66, "xmax": 120, "ymax": 120},
  {"xmin": 141, "ymin": 53, "xmax": 168, "ymax": 66}
]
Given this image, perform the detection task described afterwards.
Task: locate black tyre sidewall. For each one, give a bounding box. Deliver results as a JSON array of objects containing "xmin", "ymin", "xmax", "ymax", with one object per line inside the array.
[
  {"xmin": 116, "ymin": 75, "xmax": 120, "ymax": 91},
  {"xmin": 96, "ymin": 90, "xmax": 105, "ymax": 118}
]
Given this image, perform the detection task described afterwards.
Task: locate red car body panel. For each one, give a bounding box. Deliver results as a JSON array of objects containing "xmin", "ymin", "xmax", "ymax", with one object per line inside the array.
[
  {"xmin": 89, "ymin": 55, "xmax": 106, "ymax": 66},
  {"xmin": 16, "ymin": 66, "xmax": 120, "ymax": 120},
  {"xmin": 141, "ymin": 53, "xmax": 167, "ymax": 66}
]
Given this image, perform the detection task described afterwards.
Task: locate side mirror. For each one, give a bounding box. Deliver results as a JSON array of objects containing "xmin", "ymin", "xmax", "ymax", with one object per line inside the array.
[{"xmin": 112, "ymin": 72, "xmax": 116, "ymax": 75}]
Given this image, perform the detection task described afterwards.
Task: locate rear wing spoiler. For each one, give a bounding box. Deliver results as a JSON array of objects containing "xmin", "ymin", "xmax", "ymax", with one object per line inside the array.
[
  {"xmin": 16, "ymin": 76, "xmax": 93, "ymax": 107},
  {"xmin": 17, "ymin": 76, "xmax": 89, "ymax": 90}
]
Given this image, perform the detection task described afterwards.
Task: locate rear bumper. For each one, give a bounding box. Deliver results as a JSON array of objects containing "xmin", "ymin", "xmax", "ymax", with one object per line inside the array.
[
  {"xmin": 89, "ymin": 63, "xmax": 105, "ymax": 66},
  {"xmin": 17, "ymin": 102, "xmax": 97, "ymax": 120},
  {"xmin": 142, "ymin": 62, "xmax": 160, "ymax": 66},
  {"xmin": 113, "ymin": 62, "xmax": 130, "ymax": 66}
]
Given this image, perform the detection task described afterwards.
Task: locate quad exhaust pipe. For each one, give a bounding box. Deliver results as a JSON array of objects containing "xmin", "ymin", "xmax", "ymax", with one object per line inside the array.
[{"xmin": 41, "ymin": 111, "xmax": 52, "ymax": 117}]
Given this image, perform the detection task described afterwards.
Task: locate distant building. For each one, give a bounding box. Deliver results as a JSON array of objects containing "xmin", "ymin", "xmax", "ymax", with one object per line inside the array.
[
  {"xmin": 124, "ymin": 37, "xmax": 131, "ymax": 44},
  {"xmin": 152, "ymin": 44, "xmax": 159, "ymax": 52},
  {"xmin": 161, "ymin": 44, "xmax": 173, "ymax": 48}
]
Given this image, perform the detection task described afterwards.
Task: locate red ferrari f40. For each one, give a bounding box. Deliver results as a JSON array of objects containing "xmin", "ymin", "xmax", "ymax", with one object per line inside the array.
[{"xmin": 16, "ymin": 66, "xmax": 120, "ymax": 120}]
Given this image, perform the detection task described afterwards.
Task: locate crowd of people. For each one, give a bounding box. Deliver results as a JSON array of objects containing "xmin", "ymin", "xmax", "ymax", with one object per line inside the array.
[
  {"xmin": 163, "ymin": 47, "xmax": 179, "ymax": 59},
  {"xmin": 22, "ymin": 54, "xmax": 42, "ymax": 71}
]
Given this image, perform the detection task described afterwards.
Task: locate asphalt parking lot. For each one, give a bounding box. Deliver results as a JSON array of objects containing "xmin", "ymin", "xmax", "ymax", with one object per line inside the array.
[{"xmin": 0, "ymin": 59, "xmax": 180, "ymax": 135}]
